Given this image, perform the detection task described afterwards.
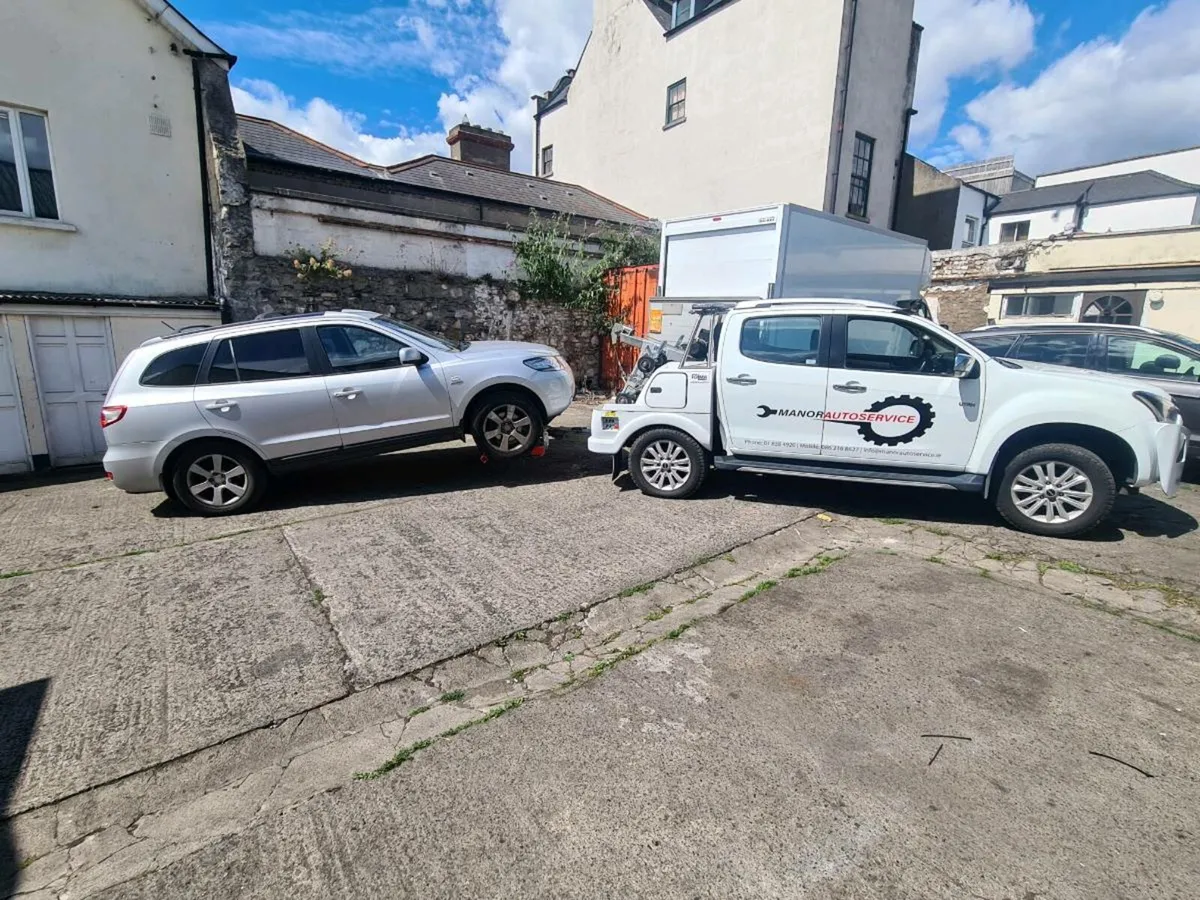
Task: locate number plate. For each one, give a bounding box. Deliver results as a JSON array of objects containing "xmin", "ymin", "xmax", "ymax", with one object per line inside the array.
[{"xmin": 601, "ymin": 413, "xmax": 620, "ymax": 431}]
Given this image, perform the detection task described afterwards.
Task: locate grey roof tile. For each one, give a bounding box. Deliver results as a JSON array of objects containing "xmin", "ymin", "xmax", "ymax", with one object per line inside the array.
[
  {"xmin": 237, "ymin": 115, "xmax": 648, "ymax": 225},
  {"xmin": 991, "ymin": 170, "xmax": 1200, "ymax": 215}
]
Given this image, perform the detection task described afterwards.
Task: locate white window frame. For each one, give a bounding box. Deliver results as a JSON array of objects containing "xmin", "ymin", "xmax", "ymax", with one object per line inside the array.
[
  {"xmin": 962, "ymin": 215, "xmax": 978, "ymax": 248},
  {"xmin": 999, "ymin": 219, "xmax": 1030, "ymax": 243},
  {"xmin": 1002, "ymin": 293, "xmax": 1075, "ymax": 319},
  {"xmin": 0, "ymin": 105, "xmax": 60, "ymax": 221},
  {"xmin": 541, "ymin": 144, "xmax": 554, "ymax": 177},
  {"xmin": 672, "ymin": 0, "xmax": 696, "ymax": 28}
]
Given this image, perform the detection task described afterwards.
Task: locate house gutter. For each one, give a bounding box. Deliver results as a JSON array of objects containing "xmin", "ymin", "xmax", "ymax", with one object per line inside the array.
[{"xmin": 825, "ymin": 0, "xmax": 858, "ymax": 214}]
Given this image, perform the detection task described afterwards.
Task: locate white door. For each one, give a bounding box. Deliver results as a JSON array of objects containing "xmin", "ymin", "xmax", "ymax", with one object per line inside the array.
[
  {"xmin": 30, "ymin": 316, "xmax": 115, "ymax": 466},
  {"xmin": 314, "ymin": 323, "xmax": 453, "ymax": 447},
  {"xmin": 717, "ymin": 313, "xmax": 830, "ymax": 458},
  {"xmin": 821, "ymin": 315, "xmax": 982, "ymax": 470},
  {"xmin": 0, "ymin": 320, "xmax": 31, "ymax": 474}
]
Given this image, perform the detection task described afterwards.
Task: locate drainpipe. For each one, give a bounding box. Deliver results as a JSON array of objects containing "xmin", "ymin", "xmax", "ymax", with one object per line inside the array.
[
  {"xmin": 825, "ymin": 0, "xmax": 858, "ymax": 214},
  {"xmin": 188, "ymin": 56, "xmax": 216, "ymax": 307},
  {"xmin": 890, "ymin": 107, "xmax": 916, "ymax": 231},
  {"xmin": 531, "ymin": 95, "xmax": 542, "ymax": 176}
]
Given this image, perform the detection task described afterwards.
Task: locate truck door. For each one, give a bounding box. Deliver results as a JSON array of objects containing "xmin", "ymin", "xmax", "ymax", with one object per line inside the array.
[
  {"xmin": 717, "ymin": 313, "xmax": 830, "ymax": 457},
  {"xmin": 822, "ymin": 315, "xmax": 982, "ymax": 470}
]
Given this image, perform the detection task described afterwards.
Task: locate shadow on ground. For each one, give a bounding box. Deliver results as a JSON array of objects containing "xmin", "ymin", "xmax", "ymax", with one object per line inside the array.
[
  {"xmin": 0, "ymin": 678, "xmax": 49, "ymax": 898},
  {"xmin": 151, "ymin": 429, "xmax": 609, "ymax": 518}
]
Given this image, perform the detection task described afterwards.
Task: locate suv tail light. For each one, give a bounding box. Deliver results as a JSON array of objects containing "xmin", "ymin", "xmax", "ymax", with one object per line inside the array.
[{"xmin": 100, "ymin": 405, "xmax": 127, "ymax": 428}]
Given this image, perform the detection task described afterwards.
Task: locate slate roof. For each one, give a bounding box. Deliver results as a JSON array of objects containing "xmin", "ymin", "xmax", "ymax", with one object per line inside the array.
[
  {"xmin": 0, "ymin": 291, "xmax": 217, "ymax": 309},
  {"xmin": 238, "ymin": 116, "xmax": 383, "ymax": 178},
  {"xmin": 238, "ymin": 115, "xmax": 648, "ymax": 226},
  {"xmin": 991, "ymin": 170, "xmax": 1200, "ymax": 215}
]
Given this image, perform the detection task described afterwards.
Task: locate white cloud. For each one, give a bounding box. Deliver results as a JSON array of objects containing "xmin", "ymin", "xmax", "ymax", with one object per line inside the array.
[
  {"xmin": 911, "ymin": 0, "xmax": 1037, "ymax": 144},
  {"xmin": 940, "ymin": 0, "xmax": 1200, "ymax": 175},
  {"xmin": 217, "ymin": 0, "xmax": 592, "ymax": 173},
  {"xmin": 231, "ymin": 79, "xmax": 447, "ymax": 165}
]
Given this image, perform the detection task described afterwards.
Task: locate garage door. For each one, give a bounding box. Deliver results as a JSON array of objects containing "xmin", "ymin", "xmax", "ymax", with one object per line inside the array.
[
  {"xmin": 0, "ymin": 321, "xmax": 30, "ymax": 474},
  {"xmin": 30, "ymin": 316, "xmax": 116, "ymax": 466}
]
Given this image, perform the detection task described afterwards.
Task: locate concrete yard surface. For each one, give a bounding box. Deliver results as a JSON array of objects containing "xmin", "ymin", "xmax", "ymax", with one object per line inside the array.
[{"xmin": 92, "ymin": 553, "xmax": 1200, "ymax": 900}]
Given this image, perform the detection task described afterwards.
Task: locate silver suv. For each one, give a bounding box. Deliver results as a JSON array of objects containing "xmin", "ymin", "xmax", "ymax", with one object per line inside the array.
[{"xmin": 101, "ymin": 310, "xmax": 575, "ymax": 515}]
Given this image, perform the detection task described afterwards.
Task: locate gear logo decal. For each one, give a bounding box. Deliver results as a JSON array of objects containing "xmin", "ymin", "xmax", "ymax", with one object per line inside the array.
[
  {"xmin": 753, "ymin": 395, "xmax": 937, "ymax": 445},
  {"xmin": 855, "ymin": 395, "xmax": 935, "ymax": 446}
]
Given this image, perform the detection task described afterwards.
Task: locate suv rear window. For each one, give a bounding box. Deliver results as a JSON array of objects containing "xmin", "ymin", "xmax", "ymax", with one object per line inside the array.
[
  {"xmin": 205, "ymin": 329, "xmax": 311, "ymax": 383},
  {"xmin": 139, "ymin": 343, "xmax": 206, "ymax": 387},
  {"xmin": 1010, "ymin": 333, "xmax": 1092, "ymax": 368}
]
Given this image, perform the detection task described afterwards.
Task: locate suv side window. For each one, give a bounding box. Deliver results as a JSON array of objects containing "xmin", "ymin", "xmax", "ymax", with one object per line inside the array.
[
  {"xmin": 1107, "ymin": 336, "xmax": 1200, "ymax": 381},
  {"xmin": 205, "ymin": 329, "xmax": 312, "ymax": 384},
  {"xmin": 1010, "ymin": 333, "xmax": 1092, "ymax": 368},
  {"xmin": 965, "ymin": 333, "xmax": 1018, "ymax": 357},
  {"xmin": 739, "ymin": 316, "xmax": 822, "ymax": 366},
  {"xmin": 139, "ymin": 343, "xmax": 206, "ymax": 387},
  {"xmin": 318, "ymin": 325, "xmax": 405, "ymax": 374},
  {"xmin": 845, "ymin": 317, "xmax": 958, "ymax": 375}
]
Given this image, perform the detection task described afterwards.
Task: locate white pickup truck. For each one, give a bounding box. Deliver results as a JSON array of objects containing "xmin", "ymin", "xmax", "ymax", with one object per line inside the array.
[{"xmin": 589, "ymin": 299, "xmax": 1189, "ymax": 537}]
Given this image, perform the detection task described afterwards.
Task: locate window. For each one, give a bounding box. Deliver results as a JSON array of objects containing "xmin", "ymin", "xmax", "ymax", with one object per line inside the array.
[
  {"xmin": 139, "ymin": 343, "xmax": 207, "ymax": 387},
  {"xmin": 962, "ymin": 216, "xmax": 979, "ymax": 248},
  {"xmin": 739, "ymin": 316, "xmax": 822, "ymax": 366},
  {"xmin": 1002, "ymin": 294, "xmax": 1074, "ymax": 319},
  {"xmin": 318, "ymin": 325, "xmax": 406, "ymax": 374},
  {"xmin": 965, "ymin": 333, "xmax": 1018, "ymax": 357},
  {"xmin": 1106, "ymin": 337, "xmax": 1200, "ymax": 382},
  {"xmin": 540, "ymin": 145, "xmax": 554, "ymax": 177},
  {"xmin": 1082, "ymin": 294, "xmax": 1136, "ymax": 325},
  {"xmin": 205, "ymin": 329, "xmax": 311, "ymax": 383},
  {"xmin": 999, "ymin": 220, "xmax": 1030, "ymax": 243},
  {"xmin": 666, "ymin": 79, "xmax": 687, "ymax": 126},
  {"xmin": 847, "ymin": 133, "xmax": 874, "ymax": 219},
  {"xmin": 1010, "ymin": 333, "xmax": 1093, "ymax": 368},
  {"xmin": 845, "ymin": 318, "xmax": 958, "ymax": 376},
  {"xmin": 672, "ymin": 0, "xmax": 695, "ymax": 27},
  {"xmin": 0, "ymin": 107, "xmax": 59, "ymax": 219}
]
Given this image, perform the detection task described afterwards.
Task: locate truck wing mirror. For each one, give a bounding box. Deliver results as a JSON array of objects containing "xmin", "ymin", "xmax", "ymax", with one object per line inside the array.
[{"xmin": 954, "ymin": 352, "xmax": 980, "ymax": 380}]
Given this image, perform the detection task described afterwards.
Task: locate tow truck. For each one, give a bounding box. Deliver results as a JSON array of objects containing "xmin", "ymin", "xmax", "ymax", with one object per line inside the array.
[{"xmin": 589, "ymin": 299, "xmax": 1188, "ymax": 537}]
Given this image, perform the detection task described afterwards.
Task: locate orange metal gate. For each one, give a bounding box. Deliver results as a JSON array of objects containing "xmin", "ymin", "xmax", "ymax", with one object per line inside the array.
[{"xmin": 601, "ymin": 264, "xmax": 658, "ymax": 391}]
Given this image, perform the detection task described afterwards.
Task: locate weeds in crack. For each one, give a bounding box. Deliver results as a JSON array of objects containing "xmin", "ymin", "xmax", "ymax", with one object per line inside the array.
[
  {"xmin": 409, "ymin": 703, "xmax": 432, "ymax": 717},
  {"xmin": 877, "ymin": 517, "xmax": 907, "ymax": 526},
  {"xmin": 665, "ymin": 622, "xmax": 692, "ymax": 640},
  {"xmin": 722, "ymin": 553, "xmax": 736, "ymax": 563},
  {"xmin": 739, "ymin": 580, "xmax": 778, "ymax": 602},
  {"xmin": 644, "ymin": 606, "xmax": 673, "ymax": 622},
  {"xmin": 0, "ymin": 570, "xmax": 32, "ymax": 579},
  {"xmin": 509, "ymin": 665, "xmax": 544, "ymax": 683},
  {"xmin": 921, "ymin": 525, "xmax": 954, "ymax": 537},
  {"xmin": 563, "ymin": 652, "xmax": 576, "ymax": 663},
  {"xmin": 617, "ymin": 581, "xmax": 656, "ymax": 599},
  {"xmin": 311, "ymin": 588, "xmax": 325, "ymax": 605},
  {"xmin": 553, "ymin": 611, "xmax": 573, "ymax": 623},
  {"xmin": 978, "ymin": 568, "xmax": 993, "ymax": 579},
  {"xmin": 586, "ymin": 646, "xmax": 641, "ymax": 679},
  {"xmin": 984, "ymin": 551, "xmax": 1028, "ymax": 564},
  {"xmin": 356, "ymin": 699, "xmax": 524, "ymax": 780},
  {"xmin": 928, "ymin": 556, "xmax": 947, "ymax": 565},
  {"xmin": 786, "ymin": 554, "xmax": 844, "ymax": 578},
  {"xmin": 1046, "ymin": 561, "xmax": 1198, "ymax": 608},
  {"xmin": 439, "ymin": 689, "xmax": 466, "ymax": 703}
]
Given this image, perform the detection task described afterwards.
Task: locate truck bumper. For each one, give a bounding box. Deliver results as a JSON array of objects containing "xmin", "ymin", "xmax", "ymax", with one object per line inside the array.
[
  {"xmin": 1155, "ymin": 423, "xmax": 1189, "ymax": 497},
  {"xmin": 587, "ymin": 408, "xmax": 626, "ymax": 455}
]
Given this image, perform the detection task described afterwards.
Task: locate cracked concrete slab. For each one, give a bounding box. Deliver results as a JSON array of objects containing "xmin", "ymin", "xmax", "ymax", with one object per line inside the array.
[
  {"xmin": 88, "ymin": 553, "xmax": 1200, "ymax": 900},
  {"xmin": 0, "ymin": 530, "xmax": 348, "ymax": 812},
  {"xmin": 283, "ymin": 470, "xmax": 815, "ymax": 685}
]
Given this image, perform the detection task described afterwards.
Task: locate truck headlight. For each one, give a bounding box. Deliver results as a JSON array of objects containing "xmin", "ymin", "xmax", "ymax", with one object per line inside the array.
[
  {"xmin": 1134, "ymin": 391, "xmax": 1182, "ymax": 423},
  {"xmin": 524, "ymin": 356, "xmax": 565, "ymax": 372}
]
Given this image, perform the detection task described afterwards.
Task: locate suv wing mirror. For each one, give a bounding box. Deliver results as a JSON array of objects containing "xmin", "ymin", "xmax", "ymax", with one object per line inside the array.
[{"xmin": 398, "ymin": 347, "xmax": 426, "ymax": 367}]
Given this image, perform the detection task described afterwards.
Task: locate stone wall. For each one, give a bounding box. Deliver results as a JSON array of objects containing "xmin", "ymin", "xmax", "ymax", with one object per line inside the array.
[
  {"xmin": 926, "ymin": 241, "xmax": 1035, "ymax": 331},
  {"xmin": 232, "ymin": 256, "xmax": 602, "ymax": 388}
]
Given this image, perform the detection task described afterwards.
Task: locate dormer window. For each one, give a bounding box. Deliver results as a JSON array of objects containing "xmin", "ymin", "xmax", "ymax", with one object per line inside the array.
[{"xmin": 672, "ymin": 0, "xmax": 695, "ymax": 28}]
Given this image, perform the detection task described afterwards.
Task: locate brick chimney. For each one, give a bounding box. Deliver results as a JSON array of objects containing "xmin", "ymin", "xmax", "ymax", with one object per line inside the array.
[{"xmin": 446, "ymin": 121, "xmax": 514, "ymax": 170}]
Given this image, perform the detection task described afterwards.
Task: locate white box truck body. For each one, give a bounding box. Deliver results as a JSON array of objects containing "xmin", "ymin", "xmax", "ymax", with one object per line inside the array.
[{"xmin": 652, "ymin": 204, "xmax": 932, "ymax": 344}]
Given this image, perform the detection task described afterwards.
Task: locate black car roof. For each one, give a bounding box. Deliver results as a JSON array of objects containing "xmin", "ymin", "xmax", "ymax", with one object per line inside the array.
[{"xmin": 965, "ymin": 324, "xmax": 1157, "ymax": 336}]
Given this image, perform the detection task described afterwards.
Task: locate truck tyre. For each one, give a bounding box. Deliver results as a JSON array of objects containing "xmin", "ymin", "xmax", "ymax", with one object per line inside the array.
[
  {"xmin": 628, "ymin": 428, "xmax": 708, "ymax": 499},
  {"xmin": 994, "ymin": 443, "xmax": 1116, "ymax": 537},
  {"xmin": 471, "ymin": 391, "xmax": 545, "ymax": 460},
  {"xmin": 170, "ymin": 440, "xmax": 267, "ymax": 517}
]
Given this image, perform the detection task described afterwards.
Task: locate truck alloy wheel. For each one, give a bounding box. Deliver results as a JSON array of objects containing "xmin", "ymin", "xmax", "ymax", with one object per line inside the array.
[
  {"xmin": 628, "ymin": 428, "xmax": 708, "ymax": 499},
  {"xmin": 995, "ymin": 443, "xmax": 1115, "ymax": 537}
]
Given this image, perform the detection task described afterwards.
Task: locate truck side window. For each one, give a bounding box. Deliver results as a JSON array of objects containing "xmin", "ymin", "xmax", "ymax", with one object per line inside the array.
[
  {"xmin": 845, "ymin": 318, "xmax": 958, "ymax": 376},
  {"xmin": 739, "ymin": 316, "xmax": 821, "ymax": 366}
]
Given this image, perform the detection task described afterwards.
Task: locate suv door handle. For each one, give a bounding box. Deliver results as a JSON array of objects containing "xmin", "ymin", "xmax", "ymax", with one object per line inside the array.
[
  {"xmin": 726, "ymin": 375, "xmax": 757, "ymax": 386},
  {"xmin": 332, "ymin": 388, "xmax": 360, "ymax": 400},
  {"xmin": 832, "ymin": 381, "xmax": 867, "ymax": 394},
  {"xmin": 204, "ymin": 400, "xmax": 238, "ymax": 412}
]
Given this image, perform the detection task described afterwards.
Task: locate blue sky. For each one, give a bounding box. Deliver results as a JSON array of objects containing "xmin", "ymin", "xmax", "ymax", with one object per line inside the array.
[{"xmin": 182, "ymin": 0, "xmax": 1200, "ymax": 176}]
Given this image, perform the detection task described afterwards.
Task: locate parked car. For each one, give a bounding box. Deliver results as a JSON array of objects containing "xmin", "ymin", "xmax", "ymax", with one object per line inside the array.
[
  {"xmin": 963, "ymin": 323, "xmax": 1200, "ymax": 458},
  {"xmin": 101, "ymin": 310, "xmax": 575, "ymax": 515}
]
